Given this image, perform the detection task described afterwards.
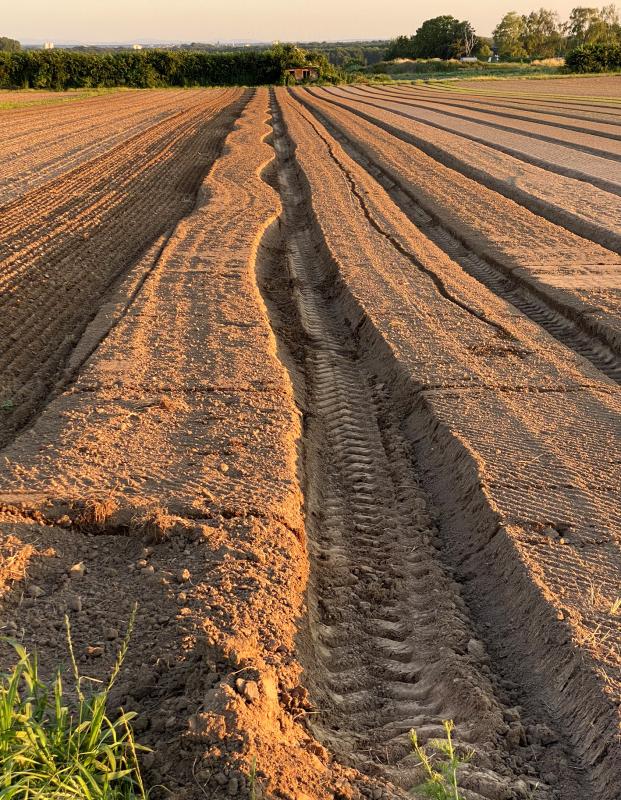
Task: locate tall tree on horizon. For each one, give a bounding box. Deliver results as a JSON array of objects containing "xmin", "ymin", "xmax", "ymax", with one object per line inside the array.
[
  {"xmin": 523, "ymin": 8, "xmax": 564, "ymax": 57},
  {"xmin": 493, "ymin": 12, "xmax": 529, "ymax": 59},
  {"xmin": 566, "ymin": 4, "xmax": 621, "ymax": 46},
  {"xmin": 386, "ymin": 16, "xmax": 479, "ymax": 60}
]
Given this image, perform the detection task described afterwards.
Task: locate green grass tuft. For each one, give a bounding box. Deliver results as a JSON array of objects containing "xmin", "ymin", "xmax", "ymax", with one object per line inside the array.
[
  {"xmin": 0, "ymin": 604, "xmax": 149, "ymax": 799},
  {"xmin": 410, "ymin": 719, "xmax": 472, "ymax": 800}
]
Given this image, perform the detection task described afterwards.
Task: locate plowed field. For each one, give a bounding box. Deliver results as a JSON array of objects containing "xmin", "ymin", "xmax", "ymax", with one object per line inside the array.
[{"xmin": 0, "ymin": 79, "xmax": 619, "ymax": 800}]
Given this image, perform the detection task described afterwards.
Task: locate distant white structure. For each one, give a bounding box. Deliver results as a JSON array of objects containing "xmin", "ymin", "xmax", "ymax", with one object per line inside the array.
[
  {"xmin": 43, "ymin": 42, "xmax": 54, "ymax": 49},
  {"xmin": 132, "ymin": 44, "xmax": 143, "ymax": 50}
]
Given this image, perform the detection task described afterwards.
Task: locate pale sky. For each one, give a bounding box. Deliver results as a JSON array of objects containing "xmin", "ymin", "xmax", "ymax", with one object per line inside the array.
[{"xmin": 7, "ymin": 1, "xmax": 592, "ymax": 44}]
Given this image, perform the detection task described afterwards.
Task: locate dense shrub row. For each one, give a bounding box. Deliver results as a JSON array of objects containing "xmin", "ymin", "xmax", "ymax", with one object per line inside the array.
[
  {"xmin": 370, "ymin": 58, "xmax": 556, "ymax": 75},
  {"xmin": 0, "ymin": 49, "xmax": 288, "ymax": 88},
  {"xmin": 565, "ymin": 42, "xmax": 621, "ymax": 71}
]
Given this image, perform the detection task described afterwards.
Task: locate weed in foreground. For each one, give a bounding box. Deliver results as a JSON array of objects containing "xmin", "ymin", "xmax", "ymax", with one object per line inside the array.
[
  {"xmin": 0, "ymin": 604, "xmax": 149, "ymax": 799},
  {"xmin": 248, "ymin": 756, "xmax": 258, "ymax": 800},
  {"xmin": 410, "ymin": 720, "xmax": 472, "ymax": 800}
]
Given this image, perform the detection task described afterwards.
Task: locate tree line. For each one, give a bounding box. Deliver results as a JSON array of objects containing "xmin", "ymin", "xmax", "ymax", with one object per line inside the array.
[
  {"xmin": 386, "ymin": 5, "xmax": 621, "ymax": 61},
  {"xmin": 301, "ymin": 43, "xmax": 387, "ymax": 68},
  {"xmin": 387, "ymin": 18, "xmax": 480, "ymax": 60},
  {"xmin": 0, "ymin": 36, "xmax": 20, "ymax": 52},
  {"xmin": 173, "ymin": 40, "xmax": 388, "ymax": 68},
  {"xmin": 0, "ymin": 45, "xmax": 342, "ymax": 89}
]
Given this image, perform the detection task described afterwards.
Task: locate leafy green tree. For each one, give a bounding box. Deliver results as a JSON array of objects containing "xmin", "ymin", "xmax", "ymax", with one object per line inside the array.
[
  {"xmin": 385, "ymin": 35, "xmax": 415, "ymax": 59},
  {"xmin": 451, "ymin": 21, "xmax": 479, "ymax": 56},
  {"xmin": 493, "ymin": 11, "xmax": 529, "ymax": 59},
  {"xmin": 386, "ymin": 18, "xmax": 479, "ymax": 61},
  {"xmin": 567, "ymin": 7, "xmax": 602, "ymax": 45},
  {"xmin": 566, "ymin": 5, "xmax": 621, "ymax": 47},
  {"xmin": 601, "ymin": 2, "xmax": 621, "ymax": 36},
  {"xmin": 523, "ymin": 8, "xmax": 564, "ymax": 57},
  {"xmin": 412, "ymin": 16, "xmax": 462, "ymax": 58},
  {"xmin": 0, "ymin": 36, "xmax": 20, "ymax": 52}
]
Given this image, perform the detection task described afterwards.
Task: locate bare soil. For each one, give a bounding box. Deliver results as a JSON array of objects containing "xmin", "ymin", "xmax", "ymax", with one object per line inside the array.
[
  {"xmin": 445, "ymin": 75, "xmax": 621, "ymax": 97},
  {"xmin": 326, "ymin": 86, "xmax": 621, "ymax": 194},
  {"xmin": 305, "ymin": 85, "xmax": 621, "ymax": 251},
  {"xmin": 0, "ymin": 87, "xmax": 246, "ymax": 446},
  {"xmin": 0, "ymin": 89, "xmax": 94, "ymax": 107},
  {"xmin": 0, "ymin": 89, "xmax": 223, "ymax": 202},
  {"xmin": 298, "ymin": 87, "xmax": 621, "ymax": 367},
  {"xmin": 0, "ymin": 81, "xmax": 619, "ymax": 800}
]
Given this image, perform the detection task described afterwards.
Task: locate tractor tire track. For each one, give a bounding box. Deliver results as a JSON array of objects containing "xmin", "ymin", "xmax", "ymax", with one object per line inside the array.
[{"xmin": 262, "ymin": 88, "xmax": 589, "ymax": 800}]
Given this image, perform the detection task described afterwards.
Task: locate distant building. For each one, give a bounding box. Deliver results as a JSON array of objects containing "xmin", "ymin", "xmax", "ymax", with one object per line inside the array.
[
  {"xmin": 43, "ymin": 42, "xmax": 54, "ymax": 49},
  {"xmin": 132, "ymin": 44, "xmax": 143, "ymax": 50},
  {"xmin": 286, "ymin": 66, "xmax": 319, "ymax": 82}
]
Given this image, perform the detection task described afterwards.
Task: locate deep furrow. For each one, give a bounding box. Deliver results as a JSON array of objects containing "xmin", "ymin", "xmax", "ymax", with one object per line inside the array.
[
  {"xmin": 263, "ymin": 89, "xmax": 585, "ymax": 800},
  {"xmin": 293, "ymin": 89, "xmax": 621, "ymax": 385}
]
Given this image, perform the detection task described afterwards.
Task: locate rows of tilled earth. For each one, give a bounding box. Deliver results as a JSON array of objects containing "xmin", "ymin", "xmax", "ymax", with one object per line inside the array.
[
  {"xmin": 0, "ymin": 87, "xmax": 247, "ymax": 446},
  {"xmin": 0, "ymin": 89, "xmax": 92, "ymax": 107},
  {"xmin": 444, "ymin": 75, "xmax": 621, "ymax": 96},
  {"xmin": 301, "ymin": 85, "xmax": 621, "ymax": 356},
  {"xmin": 0, "ymin": 79, "xmax": 619, "ymax": 800},
  {"xmin": 0, "ymin": 89, "xmax": 323, "ymax": 800},
  {"xmin": 0, "ymin": 89, "xmax": 223, "ymax": 201}
]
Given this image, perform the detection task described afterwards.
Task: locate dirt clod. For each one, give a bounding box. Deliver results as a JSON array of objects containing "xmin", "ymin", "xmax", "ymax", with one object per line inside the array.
[{"xmin": 69, "ymin": 562, "xmax": 86, "ymax": 578}]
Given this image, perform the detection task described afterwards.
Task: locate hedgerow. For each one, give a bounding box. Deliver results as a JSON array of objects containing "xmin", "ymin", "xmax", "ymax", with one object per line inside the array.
[
  {"xmin": 0, "ymin": 47, "xmax": 342, "ymax": 89},
  {"xmin": 565, "ymin": 43, "xmax": 621, "ymax": 72}
]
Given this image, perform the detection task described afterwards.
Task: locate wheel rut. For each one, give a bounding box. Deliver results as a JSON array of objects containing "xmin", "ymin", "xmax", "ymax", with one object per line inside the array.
[
  {"xmin": 292, "ymin": 89, "xmax": 621, "ymax": 385},
  {"xmin": 262, "ymin": 90, "xmax": 588, "ymax": 800}
]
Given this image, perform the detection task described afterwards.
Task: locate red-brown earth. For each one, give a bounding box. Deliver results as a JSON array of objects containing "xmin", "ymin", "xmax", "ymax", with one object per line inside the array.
[{"xmin": 0, "ymin": 77, "xmax": 619, "ymax": 800}]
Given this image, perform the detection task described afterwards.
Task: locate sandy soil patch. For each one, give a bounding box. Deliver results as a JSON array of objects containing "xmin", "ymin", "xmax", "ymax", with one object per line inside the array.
[{"xmin": 449, "ymin": 75, "xmax": 621, "ymax": 98}]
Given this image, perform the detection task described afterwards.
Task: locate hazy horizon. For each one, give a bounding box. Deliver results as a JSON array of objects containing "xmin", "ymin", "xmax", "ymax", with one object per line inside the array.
[{"xmin": 5, "ymin": 0, "xmax": 597, "ymax": 44}]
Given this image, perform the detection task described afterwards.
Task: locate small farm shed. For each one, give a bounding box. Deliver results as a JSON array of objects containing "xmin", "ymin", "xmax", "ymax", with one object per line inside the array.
[{"xmin": 286, "ymin": 66, "xmax": 320, "ymax": 82}]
